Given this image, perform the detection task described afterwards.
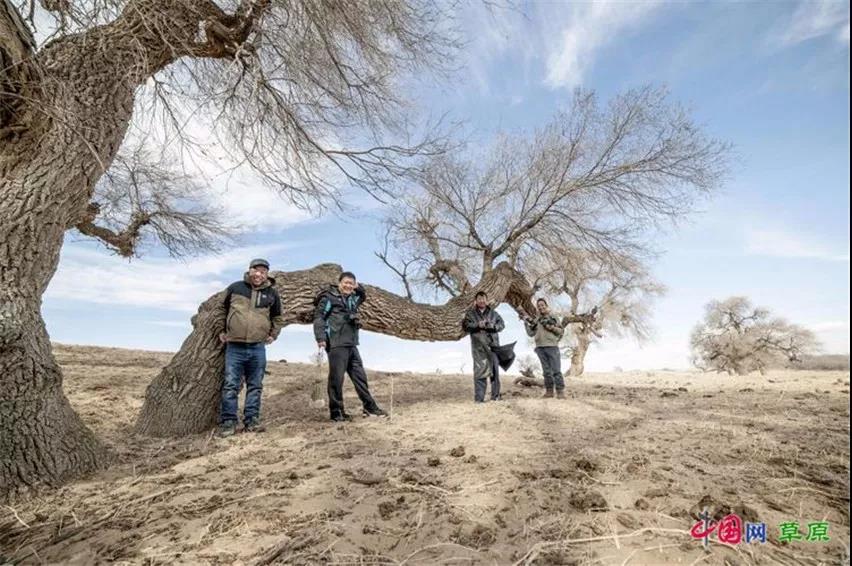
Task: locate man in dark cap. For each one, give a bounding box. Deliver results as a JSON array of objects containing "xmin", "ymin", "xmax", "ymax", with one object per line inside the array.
[{"xmin": 216, "ymin": 258, "xmax": 285, "ymax": 437}]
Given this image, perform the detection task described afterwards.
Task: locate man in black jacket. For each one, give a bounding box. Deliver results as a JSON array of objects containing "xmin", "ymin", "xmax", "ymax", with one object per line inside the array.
[
  {"xmin": 463, "ymin": 291, "xmax": 505, "ymax": 402},
  {"xmin": 313, "ymin": 271, "xmax": 387, "ymax": 422}
]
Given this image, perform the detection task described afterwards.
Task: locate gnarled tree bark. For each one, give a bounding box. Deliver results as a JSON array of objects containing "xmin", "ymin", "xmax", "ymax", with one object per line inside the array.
[
  {"xmin": 0, "ymin": 0, "xmax": 249, "ymax": 496},
  {"xmin": 135, "ymin": 261, "xmax": 589, "ymax": 436}
]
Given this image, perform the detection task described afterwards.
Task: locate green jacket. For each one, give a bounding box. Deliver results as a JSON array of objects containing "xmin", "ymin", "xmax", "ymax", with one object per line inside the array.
[
  {"xmin": 525, "ymin": 314, "xmax": 564, "ymax": 348},
  {"xmin": 221, "ymin": 274, "xmax": 285, "ymax": 344}
]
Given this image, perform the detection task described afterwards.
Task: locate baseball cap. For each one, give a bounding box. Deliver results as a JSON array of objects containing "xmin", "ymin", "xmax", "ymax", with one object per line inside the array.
[{"xmin": 249, "ymin": 258, "xmax": 270, "ymax": 269}]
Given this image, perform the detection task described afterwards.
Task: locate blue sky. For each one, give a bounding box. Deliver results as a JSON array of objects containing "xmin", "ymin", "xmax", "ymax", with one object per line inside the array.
[{"xmin": 44, "ymin": 0, "xmax": 850, "ymax": 372}]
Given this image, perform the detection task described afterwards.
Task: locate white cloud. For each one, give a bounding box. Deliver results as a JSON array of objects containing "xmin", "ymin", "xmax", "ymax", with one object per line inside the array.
[
  {"xmin": 455, "ymin": 2, "xmax": 664, "ymax": 95},
  {"xmin": 808, "ymin": 320, "xmax": 850, "ymax": 332},
  {"xmin": 165, "ymin": 135, "xmax": 315, "ymax": 232},
  {"xmin": 455, "ymin": 3, "xmax": 532, "ymax": 96},
  {"xmin": 806, "ymin": 320, "xmax": 850, "ymax": 353},
  {"xmin": 145, "ymin": 320, "xmax": 191, "ymax": 328},
  {"xmin": 772, "ymin": 0, "xmax": 850, "ymax": 47},
  {"xmin": 543, "ymin": 1, "xmax": 663, "ymax": 89},
  {"xmin": 46, "ymin": 243, "xmax": 296, "ymax": 313},
  {"xmin": 358, "ymin": 333, "xmax": 470, "ymax": 373},
  {"xmin": 206, "ymin": 174, "xmax": 313, "ymax": 230},
  {"xmin": 745, "ymin": 228, "xmax": 850, "ymax": 262}
]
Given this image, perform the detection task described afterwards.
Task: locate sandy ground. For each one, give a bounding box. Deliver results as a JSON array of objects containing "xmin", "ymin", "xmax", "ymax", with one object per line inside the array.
[{"xmin": 0, "ymin": 344, "xmax": 849, "ymax": 565}]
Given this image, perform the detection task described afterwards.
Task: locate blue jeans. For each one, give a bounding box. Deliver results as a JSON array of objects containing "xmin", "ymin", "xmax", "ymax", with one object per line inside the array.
[
  {"xmin": 220, "ymin": 342, "xmax": 266, "ymax": 424},
  {"xmin": 535, "ymin": 346, "xmax": 564, "ymax": 391}
]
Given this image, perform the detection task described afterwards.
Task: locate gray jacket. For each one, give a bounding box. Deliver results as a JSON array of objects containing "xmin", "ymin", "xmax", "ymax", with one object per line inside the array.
[{"xmin": 525, "ymin": 314, "xmax": 564, "ymax": 348}]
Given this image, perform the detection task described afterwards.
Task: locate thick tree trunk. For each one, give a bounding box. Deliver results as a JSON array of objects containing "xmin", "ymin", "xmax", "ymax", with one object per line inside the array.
[
  {"xmin": 0, "ymin": 116, "xmax": 118, "ymax": 495},
  {"xmin": 568, "ymin": 332, "xmax": 591, "ymax": 377},
  {"xmin": 0, "ymin": 1, "xmax": 228, "ymax": 495},
  {"xmin": 0, "ymin": 80, "xmax": 111, "ymax": 490},
  {"xmin": 135, "ymin": 262, "xmax": 537, "ymax": 436},
  {"xmin": 0, "ymin": 305, "xmax": 108, "ymax": 496}
]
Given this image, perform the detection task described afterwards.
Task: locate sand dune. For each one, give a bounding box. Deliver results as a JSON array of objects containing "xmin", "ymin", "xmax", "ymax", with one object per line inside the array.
[{"xmin": 1, "ymin": 344, "xmax": 848, "ymax": 565}]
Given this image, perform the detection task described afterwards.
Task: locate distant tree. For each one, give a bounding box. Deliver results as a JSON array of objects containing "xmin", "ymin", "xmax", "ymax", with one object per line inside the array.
[{"xmin": 690, "ymin": 297, "xmax": 820, "ymax": 375}]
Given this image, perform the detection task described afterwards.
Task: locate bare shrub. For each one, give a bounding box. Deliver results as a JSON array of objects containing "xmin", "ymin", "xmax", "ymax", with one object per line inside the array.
[{"xmin": 518, "ymin": 355, "xmax": 539, "ymax": 379}]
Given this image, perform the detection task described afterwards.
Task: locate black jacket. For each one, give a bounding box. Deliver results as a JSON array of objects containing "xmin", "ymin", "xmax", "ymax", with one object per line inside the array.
[
  {"xmin": 313, "ymin": 284, "xmax": 367, "ymax": 349},
  {"xmin": 463, "ymin": 306, "xmax": 505, "ymax": 350}
]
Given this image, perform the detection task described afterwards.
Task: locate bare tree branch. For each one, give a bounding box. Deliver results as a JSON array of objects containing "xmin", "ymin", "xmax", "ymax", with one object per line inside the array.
[
  {"xmin": 384, "ymin": 87, "xmax": 729, "ymax": 304},
  {"xmin": 73, "ymin": 146, "xmax": 233, "ymax": 257},
  {"xmin": 75, "ymin": 202, "xmax": 150, "ymax": 257},
  {"xmin": 374, "ymin": 223, "xmax": 419, "ymax": 301}
]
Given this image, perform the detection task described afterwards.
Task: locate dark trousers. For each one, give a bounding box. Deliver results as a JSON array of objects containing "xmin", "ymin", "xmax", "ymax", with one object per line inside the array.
[
  {"xmin": 474, "ymin": 351, "xmax": 501, "ymax": 402},
  {"xmin": 535, "ymin": 346, "xmax": 564, "ymax": 391},
  {"xmin": 327, "ymin": 346, "xmax": 379, "ymax": 418},
  {"xmin": 220, "ymin": 342, "xmax": 266, "ymax": 424}
]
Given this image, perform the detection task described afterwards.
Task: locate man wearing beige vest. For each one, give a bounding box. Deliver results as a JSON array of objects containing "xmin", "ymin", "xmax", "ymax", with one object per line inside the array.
[{"xmin": 522, "ymin": 298, "xmax": 568, "ymax": 399}]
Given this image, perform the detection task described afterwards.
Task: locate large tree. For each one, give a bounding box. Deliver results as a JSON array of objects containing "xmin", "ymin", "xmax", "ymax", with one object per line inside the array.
[
  {"xmin": 136, "ymin": 87, "xmax": 730, "ymax": 437},
  {"xmin": 384, "ymin": 88, "xmax": 729, "ymax": 295},
  {"xmin": 0, "ymin": 1, "xmax": 730, "ymax": 496},
  {"xmin": 0, "ymin": 0, "xmax": 459, "ymax": 495},
  {"xmin": 690, "ymin": 296, "xmax": 820, "ymax": 375},
  {"xmin": 371, "ymin": 87, "xmax": 728, "ymax": 365}
]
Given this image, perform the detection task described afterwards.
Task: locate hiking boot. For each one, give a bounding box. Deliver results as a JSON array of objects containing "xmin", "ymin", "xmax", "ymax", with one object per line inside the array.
[
  {"xmin": 363, "ymin": 407, "xmax": 389, "ymax": 418},
  {"xmin": 542, "ymin": 389, "xmax": 555, "ymax": 399},
  {"xmin": 331, "ymin": 413, "xmax": 353, "ymax": 423},
  {"xmin": 556, "ymin": 390, "xmax": 566, "ymax": 400},
  {"xmin": 217, "ymin": 421, "xmax": 237, "ymax": 438},
  {"xmin": 244, "ymin": 418, "xmax": 266, "ymax": 433}
]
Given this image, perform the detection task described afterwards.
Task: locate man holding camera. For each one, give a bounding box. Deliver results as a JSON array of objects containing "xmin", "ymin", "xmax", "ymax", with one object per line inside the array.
[
  {"xmin": 313, "ymin": 271, "xmax": 387, "ymax": 422},
  {"xmin": 521, "ymin": 298, "xmax": 567, "ymax": 399},
  {"xmin": 463, "ymin": 291, "xmax": 505, "ymax": 402}
]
